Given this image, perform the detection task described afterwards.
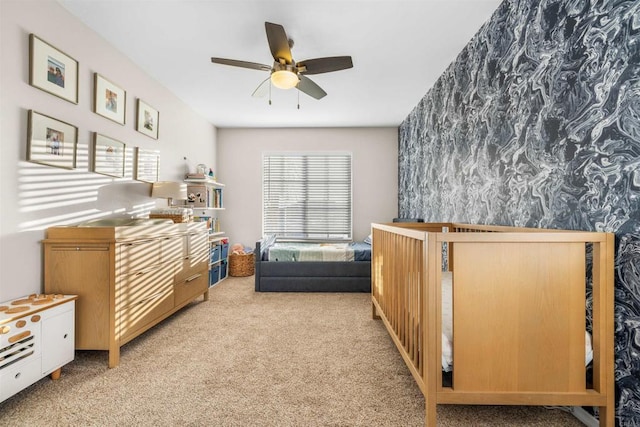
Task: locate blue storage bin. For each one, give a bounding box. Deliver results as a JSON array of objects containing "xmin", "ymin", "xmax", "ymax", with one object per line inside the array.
[
  {"xmin": 210, "ymin": 245, "xmax": 221, "ymax": 263},
  {"xmin": 209, "ymin": 265, "xmax": 220, "ymax": 286},
  {"xmin": 220, "ymin": 242, "xmax": 229, "ymax": 260},
  {"xmin": 220, "ymin": 260, "xmax": 228, "ymax": 279}
]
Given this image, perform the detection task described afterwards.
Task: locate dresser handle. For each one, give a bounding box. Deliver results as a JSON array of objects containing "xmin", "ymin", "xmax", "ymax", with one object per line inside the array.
[
  {"xmin": 135, "ymin": 267, "xmax": 156, "ymax": 276},
  {"xmin": 135, "ymin": 291, "xmax": 165, "ymax": 305},
  {"xmin": 185, "ymin": 273, "xmax": 202, "ymax": 283},
  {"xmin": 124, "ymin": 240, "xmax": 155, "ymax": 247}
]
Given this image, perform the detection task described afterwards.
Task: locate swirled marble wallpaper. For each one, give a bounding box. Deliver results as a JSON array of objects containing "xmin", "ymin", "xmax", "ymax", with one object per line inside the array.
[{"xmin": 398, "ymin": 0, "xmax": 640, "ymax": 425}]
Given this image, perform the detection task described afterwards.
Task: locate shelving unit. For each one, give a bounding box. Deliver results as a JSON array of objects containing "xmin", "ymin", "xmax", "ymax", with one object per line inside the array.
[
  {"xmin": 209, "ymin": 233, "xmax": 229, "ymax": 287},
  {"xmin": 184, "ymin": 177, "xmax": 229, "ymax": 287}
]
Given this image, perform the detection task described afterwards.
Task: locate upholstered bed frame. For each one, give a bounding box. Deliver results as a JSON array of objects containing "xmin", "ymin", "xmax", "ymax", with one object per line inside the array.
[
  {"xmin": 371, "ymin": 222, "xmax": 615, "ymax": 426},
  {"xmin": 254, "ymin": 235, "xmax": 371, "ymax": 292}
]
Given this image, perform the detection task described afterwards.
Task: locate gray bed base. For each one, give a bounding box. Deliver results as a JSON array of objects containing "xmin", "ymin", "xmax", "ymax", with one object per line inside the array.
[{"xmin": 254, "ymin": 237, "xmax": 371, "ymax": 292}]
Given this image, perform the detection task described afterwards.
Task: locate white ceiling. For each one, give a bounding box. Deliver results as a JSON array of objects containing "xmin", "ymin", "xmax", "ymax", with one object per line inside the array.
[{"xmin": 59, "ymin": 0, "xmax": 502, "ymax": 128}]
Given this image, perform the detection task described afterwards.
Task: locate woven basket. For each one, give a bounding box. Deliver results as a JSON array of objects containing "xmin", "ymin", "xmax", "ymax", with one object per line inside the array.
[{"xmin": 229, "ymin": 252, "xmax": 255, "ymax": 277}]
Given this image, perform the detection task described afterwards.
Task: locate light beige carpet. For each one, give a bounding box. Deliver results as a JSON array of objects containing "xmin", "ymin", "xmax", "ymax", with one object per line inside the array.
[{"xmin": 0, "ymin": 276, "xmax": 584, "ymax": 426}]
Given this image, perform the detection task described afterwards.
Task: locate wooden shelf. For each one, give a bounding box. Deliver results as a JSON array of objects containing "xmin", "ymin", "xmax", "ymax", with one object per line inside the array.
[
  {"xmin": 192, "ymin": 207, "xmax": 225, "ymax": 213},
  {"xmin": 184, "ymin": 177, "xmax": 228, "ymax": 287},
  {"xmin": 184, "ymin": 178, "xmax": 225, "ymax": 187}
]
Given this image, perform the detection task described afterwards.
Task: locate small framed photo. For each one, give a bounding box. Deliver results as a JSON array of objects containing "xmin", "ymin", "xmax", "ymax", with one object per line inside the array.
[
  {"xmin": 94, "ymin": 73, "xmax": 126, "ymax": 125},
  {"xmin": 27, "ymin": 110, "xmax": 78, "ymax": 169},
  {"xmin": 135, "ymin": 147, "xmax": 160, "ymax": 183},
  {"xmin": 136, "ymin": 99, "xmax": 159, "ymax": 139},
  {"xmin": 29, "ymin": 34, "xmax": 79, "ymax": 104},
  {"xmin": 93, "ymin": 133, "xmax": 126, "ymax": 178}
]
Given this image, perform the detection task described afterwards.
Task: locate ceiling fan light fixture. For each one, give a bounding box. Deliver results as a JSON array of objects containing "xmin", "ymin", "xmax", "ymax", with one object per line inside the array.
[{"xmin": 271, "ymin": 70, "xmax": 299, "ymax": 89}]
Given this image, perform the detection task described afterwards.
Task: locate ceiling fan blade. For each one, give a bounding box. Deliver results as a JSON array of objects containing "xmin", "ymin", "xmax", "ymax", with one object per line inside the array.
[
  {"xmin": 251, "ymin": 77, "xmax": 271, "ymax": 98},
  {"xmin": 297, "ymin": 56, "xmax": 353, "ymax": 75},
  {"xmin": 211, "ymin": 57, "xmax": 272, "ymax": 72},
  {"xmin": 265, "ymin": 22, "xmax": 292, "ymax": 64},
  {"xmin": 297, "ymin": 75, "xmax": 327, "ymax": 100}
]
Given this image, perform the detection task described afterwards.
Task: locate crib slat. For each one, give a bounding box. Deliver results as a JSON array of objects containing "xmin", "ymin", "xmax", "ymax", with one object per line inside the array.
[
  {"xmin": 591, "ymin": 234, "xmax": 615, "ymax": 427},
  {"xmin": 424, "ymin": 232, "xmax": 439, "ymax": 426},
  {"xmin": 371, "ymin": 227, "xmax": 428, "ymax": 394}
]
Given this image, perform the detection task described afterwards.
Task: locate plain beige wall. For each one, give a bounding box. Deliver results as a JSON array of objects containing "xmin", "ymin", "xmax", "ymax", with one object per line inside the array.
[
  {"xmin": 216, "ymin": 128, "xmax": 398, "ymax": 246},
  {"xmin": 0, "ymin": 1, "xmax": 217, "ymax": 301}
]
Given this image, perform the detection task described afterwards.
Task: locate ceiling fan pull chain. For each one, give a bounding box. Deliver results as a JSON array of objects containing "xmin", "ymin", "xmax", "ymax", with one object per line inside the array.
[
  {"xmin": 269, "ymin": 80, "xmax": 272, "ymax": 105},
  {"xmin": 297, "ymin": 89, "xmax": 300, "ymax": 110}
]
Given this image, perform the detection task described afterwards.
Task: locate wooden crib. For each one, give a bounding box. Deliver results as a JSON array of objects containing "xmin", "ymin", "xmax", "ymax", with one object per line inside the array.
[{"xmin": 371, "ymin": 222, "xmax": 615, "ymax": 426}]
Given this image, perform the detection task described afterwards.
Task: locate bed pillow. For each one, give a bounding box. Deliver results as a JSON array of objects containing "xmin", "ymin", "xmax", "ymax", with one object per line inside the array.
[{"xmin": 364, "ymin": 234, "xmax": 372, "ymax": 245}]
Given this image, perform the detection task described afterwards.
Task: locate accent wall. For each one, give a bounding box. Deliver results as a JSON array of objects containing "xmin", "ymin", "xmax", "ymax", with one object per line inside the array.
[{"xmin": 398, "ymin": 0, "xmax": 639, "ymax": 425}]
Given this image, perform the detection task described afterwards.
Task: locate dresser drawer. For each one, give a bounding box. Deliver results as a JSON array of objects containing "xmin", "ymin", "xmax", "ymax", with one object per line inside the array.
[
  {"xmin": 174, "ymin": 269, "xmax": 208, "ymax": 306},
  {"xmin": 161, "ymin": 235, "xmax": 185, "ymax": 263},
  {"xmin": 117, "ymin": 239, "xmax": 162, "ymax": 275},
  {"xmin": 116, "ymin": 264, "xmax": 174, "ymax": 311},
  {"xmin": 175, "ymin": 249, "xmax": 208, "ymax": 283},
  {"xmin": 0, "ymin": 356, "xmax": 42, "ymax": 402},
  {"xmin": 116, "ymin": 290, "xmax": 174, "ymax": 342},
  {"xmin": 189, "ymin": 232, "xmax": 208, "ymax": 254},
  {"xmin": 175, "ymin": 231, "xmax": 208, "ymax": 281}
]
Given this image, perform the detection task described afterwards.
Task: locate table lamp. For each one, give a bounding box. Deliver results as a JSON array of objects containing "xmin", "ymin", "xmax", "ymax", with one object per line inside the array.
[{"xmin": 151, "ymin": 181, "xmax": 187, "ymax": 206}]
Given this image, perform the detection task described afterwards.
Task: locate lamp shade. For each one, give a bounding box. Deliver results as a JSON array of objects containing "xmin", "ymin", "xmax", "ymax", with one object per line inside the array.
[
  {"xmin": 271, "ymin": 70, "xmax": 299, "ymax": 89},
  {"xmin": 151, "ymin": 181, "xmax": 187, "ymax": 200}
]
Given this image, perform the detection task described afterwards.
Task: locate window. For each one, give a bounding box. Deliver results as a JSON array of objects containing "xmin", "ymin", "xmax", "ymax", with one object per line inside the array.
[{"xmin": 262, "ymin": 152, "xmax": 352, "ymax": 241}]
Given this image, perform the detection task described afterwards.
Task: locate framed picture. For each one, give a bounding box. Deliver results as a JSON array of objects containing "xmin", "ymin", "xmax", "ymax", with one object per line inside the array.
[
  {"xmin": 135, "ymin": 147, "xmax": 160, "ymax": 182},
  {"xmin": 94, "ymin": 73, "xmax": 126, "ymax": 124},
  {"xmin": 136, "ymin": 99, "xmax": 159, "ymax": 139},
  {"xmin": 27, "ymin": 110, "xmax": 77, "ymax": 169},
  {"xmin": 93, "ymin": 133, "xmax": 126, "ymax": 178},
  {"xmin": 29, "ymin": 34, "xmax": 79, "ymax": 104}
]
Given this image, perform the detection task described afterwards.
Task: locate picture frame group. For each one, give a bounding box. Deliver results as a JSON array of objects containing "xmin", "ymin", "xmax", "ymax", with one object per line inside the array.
[{"xmin": 27, "ymin": 33, "xmax": 162, "ymax": 177}]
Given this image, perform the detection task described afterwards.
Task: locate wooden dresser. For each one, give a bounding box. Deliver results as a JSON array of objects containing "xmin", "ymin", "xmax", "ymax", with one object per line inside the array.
[{"xmin": 43, "ymin": 221, "xmax": 209, "ymax": 368}]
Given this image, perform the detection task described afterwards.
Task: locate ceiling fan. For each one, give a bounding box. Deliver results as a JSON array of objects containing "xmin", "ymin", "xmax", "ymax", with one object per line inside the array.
[{"xmin": 211, "ymin": 22, "xmax": 353, "ymax": 101}]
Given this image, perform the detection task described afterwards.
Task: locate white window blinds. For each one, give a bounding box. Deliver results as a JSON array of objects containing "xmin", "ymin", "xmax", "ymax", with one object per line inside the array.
[{"xmin": 262, "ymin": 152, "xmax": 352, "ymax": 241}]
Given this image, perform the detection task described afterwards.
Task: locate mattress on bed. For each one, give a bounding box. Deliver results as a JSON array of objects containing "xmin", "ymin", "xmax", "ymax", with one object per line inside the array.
[
  {"xmin": 440, "ymin": 271, "xmax": 593, "ymax": 371},
  {"xmin": 266, "ymin": 241, "xmax": 371, "ymax": 262}
]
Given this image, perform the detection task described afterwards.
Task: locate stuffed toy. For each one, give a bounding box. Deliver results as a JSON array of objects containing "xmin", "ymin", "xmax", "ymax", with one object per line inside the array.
[{"xmin": 231, "ymin": 243, "xmax": 245, "ymax": 255}]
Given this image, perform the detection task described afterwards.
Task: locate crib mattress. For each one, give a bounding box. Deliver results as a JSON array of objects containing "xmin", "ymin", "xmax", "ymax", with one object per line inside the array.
[{"xmin": 440, "ymin": 272, "xmax": 593, "ymax": 371}]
